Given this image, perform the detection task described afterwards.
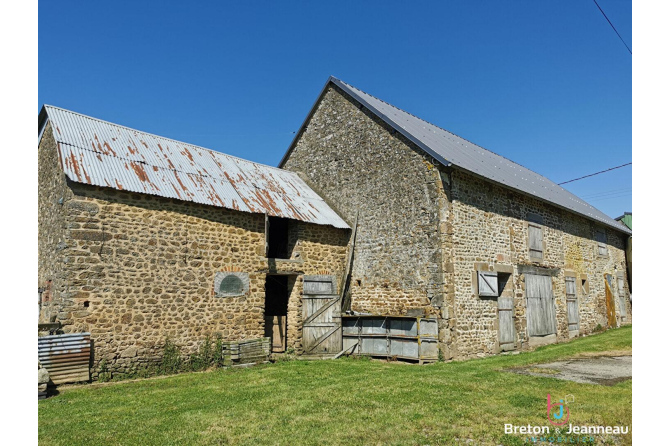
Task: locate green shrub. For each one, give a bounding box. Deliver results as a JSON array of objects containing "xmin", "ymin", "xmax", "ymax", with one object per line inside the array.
[
  {"xmin": 188, "ymin": 336, "xmax": 216, "ymax": 372},
  {"xmin": 158, "ymin": 338, "xmax": 183, "ymax": 375},
  {"xmin": 213, "ymin": 335, "xmax": 224, "ymax": 368}
]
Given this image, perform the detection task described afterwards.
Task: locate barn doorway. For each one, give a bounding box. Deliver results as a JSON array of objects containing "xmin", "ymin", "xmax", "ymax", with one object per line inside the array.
[
  {"xmin": 496, "ymin": 273, "xmax": 515, "ymax": 351},
  {"xmin": 525, "ymin": 273, "xmax": 557, "ymax": 337},
  {"xmin": 264, "ymin": 274, "xmax": 293, "ymax": 352}
]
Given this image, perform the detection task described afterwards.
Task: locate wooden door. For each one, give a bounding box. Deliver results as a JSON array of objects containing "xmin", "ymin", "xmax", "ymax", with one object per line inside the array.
[
  {"xmin": 302, "ymin": 275, "xmax": 342, "ymax": 355},
  {"xmin": 498, "ymin": 296, "xmax": 515, "ymax": 350},
  {"xmin": 525, "ymin": 274, "xmax": 556, "ymax": 336},
  {"xmin": 617, "ymin": 275, "xmax": 627, "ymax": 321},
  {"xmin": 566, "ymin": 277, "xmax": 579, "ymax": 333},
  {"xmin": 264, "ymin": 316, "xmax": 286, "ymax": 352},
  {"xmin": 604, "ymin": 274, "xmax": 617, "ymax": 327}
]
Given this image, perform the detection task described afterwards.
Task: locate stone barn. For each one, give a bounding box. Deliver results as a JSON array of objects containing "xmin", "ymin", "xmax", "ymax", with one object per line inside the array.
[
  {"xmin": 38, "ymin": 105, "xmax": 350, "ymax": 377},
  {"xmin": 280, "ymin": 77, "xmax": 632, "ymax": 359}
]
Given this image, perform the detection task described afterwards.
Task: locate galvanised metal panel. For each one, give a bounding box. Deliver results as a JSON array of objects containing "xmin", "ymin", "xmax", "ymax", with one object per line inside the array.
[
  {"xmin": 321, "ymin": 78, "xmax": 629, "ymax": 235},
  {"xmin": 43, "ymin": 106, "xmax": 348, "ymax": 229},
  {"xmin": 38, "ymin": 333, "xmax": 91, "ymax": 384}
]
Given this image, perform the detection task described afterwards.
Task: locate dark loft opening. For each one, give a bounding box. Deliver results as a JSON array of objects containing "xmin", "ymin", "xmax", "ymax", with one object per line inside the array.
[
  {"xmin": 267, "ymin": 216, "xmax": 290, "ymax": 259},
  {"xmin": 264, "ymin": 275, "xmax": 292, "ymax": 353},
  {"xmin": 497, "ymin": 273, "xmax": 512, "ymax": 297}
]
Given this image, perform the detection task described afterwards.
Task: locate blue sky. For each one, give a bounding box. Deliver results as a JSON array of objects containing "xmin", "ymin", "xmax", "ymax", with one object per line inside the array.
[{"xmin": 38, "ymin": 0, "xmax": 631, "ymax": 218}]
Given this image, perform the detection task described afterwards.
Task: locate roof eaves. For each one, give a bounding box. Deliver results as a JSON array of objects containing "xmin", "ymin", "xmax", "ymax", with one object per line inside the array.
[{"xmin": 328, "ymin": 79, "xmax": 631, "ymax": 236}]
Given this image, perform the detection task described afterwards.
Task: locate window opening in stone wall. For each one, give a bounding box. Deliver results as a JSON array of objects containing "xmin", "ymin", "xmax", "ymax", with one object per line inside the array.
[
  {"xmin": 581, "ymin": 278, "xmax": 588, "ymax": 296},
  {"xmin": 214, "ymin": 272, "xmax": 249, "ymax": 297},
  {"xmin": 595, "ymin": 228, "xmax": 608, "ymax": 256},
  {"xmin": 267, "ymin": 216, "xmax": 290, "ymax": 259},
  {"xmin": 219, "ymin": 275, "xmax": 244, "ymax": 295}
]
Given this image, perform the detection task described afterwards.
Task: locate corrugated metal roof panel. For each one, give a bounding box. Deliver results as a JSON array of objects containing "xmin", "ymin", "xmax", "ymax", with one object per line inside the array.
[
  {"xmin": 314, "ymin": 77, "xmax": 630, "ymax": 235},
  {"xmin": 43, "ymin": 106, "xmax": 349, "ymax": 229}
]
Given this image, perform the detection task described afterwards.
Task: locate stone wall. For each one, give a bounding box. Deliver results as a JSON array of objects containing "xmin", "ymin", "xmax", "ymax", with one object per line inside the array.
[
  {"xmin": 283, "ymin": 84, "xmax": 444, "ymax": 317},
  {"xmin": 443, "ymin": 169, "xmax": 631, "ymax": 359},
  {"xmin": 38, "ymin": 122, "xmax": 72, "ymax": 322},
  {"xmin": 281, "ymin": 83, "xmax": 631, "ymax": 361},
  {"xmin": 38, "ymin": 129, "xmax": 349, "ymax": 379}
]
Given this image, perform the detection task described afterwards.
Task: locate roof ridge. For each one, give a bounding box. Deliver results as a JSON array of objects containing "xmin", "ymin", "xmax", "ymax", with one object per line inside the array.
[
  {"xmin": 43, "ymin": 105, "xmax": 297, "ymax": 177},
  {"xmin": 333, "ymin": 80, "xmax": 565, "ymax": 188}
]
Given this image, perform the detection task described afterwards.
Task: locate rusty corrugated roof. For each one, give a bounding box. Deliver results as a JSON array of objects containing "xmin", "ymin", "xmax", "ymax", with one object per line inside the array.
[{"xmin": 40, "ymin": 105, "xmax": 349, "ymax": 229}]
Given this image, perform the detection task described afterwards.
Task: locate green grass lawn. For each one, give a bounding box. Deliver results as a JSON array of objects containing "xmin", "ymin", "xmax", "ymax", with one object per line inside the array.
[{"xmin": 39, "ymin": 326, "xmax": 632, "ymax": 446}]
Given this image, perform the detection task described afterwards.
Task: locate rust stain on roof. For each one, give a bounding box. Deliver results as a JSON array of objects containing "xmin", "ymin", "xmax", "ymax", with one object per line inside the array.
[
  {"xmin": 102, "ymin": 141, "xmax": 117, "ymax": 157},
  {"xmin": 68, "ymin": 152, "xmax": 82, "ymax": 181},
  {"xmin": 129, "ymin": 162, "xmax": 149, "ymax": 182},
  {"xmin": 182, "ymin": 147, "xmax": 195, "ymax": 163}
]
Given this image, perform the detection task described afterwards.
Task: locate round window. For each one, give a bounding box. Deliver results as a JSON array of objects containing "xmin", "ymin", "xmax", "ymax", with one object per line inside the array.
[{"xmin": 219, "ymin": 274, "xmax": 244, "ymax": 295}]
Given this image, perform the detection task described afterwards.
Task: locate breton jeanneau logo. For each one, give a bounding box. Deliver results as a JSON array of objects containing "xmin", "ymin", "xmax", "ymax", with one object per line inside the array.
[{"xmin": 547, "ymin": 394, "xmax": 573, "ymax": 426}]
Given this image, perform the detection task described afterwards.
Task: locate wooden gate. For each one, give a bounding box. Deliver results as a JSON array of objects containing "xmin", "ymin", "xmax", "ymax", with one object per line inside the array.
[
  {"xmin": 604, "ymin": 274, "xmax": 617, "ymax": 327},
  {"xmin": 566, "ymin": 277, "xmax": 579, "ymax": 335},
  {"xmin": 302, "ymin": 275, "xmax": 342, "ymax": 355},
  {"xmin": 525, "ymin": 274, "xmax": 557, "ymax": 337},
  {"xmin": 498, "ymin": 296, "xmax": 515, "ymax": 351}
]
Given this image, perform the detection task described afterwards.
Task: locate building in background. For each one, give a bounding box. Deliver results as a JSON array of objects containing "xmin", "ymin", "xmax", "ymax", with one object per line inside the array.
[{"xmin": 615, "ymin": 212, "xmax": 632, "ymax": 294}]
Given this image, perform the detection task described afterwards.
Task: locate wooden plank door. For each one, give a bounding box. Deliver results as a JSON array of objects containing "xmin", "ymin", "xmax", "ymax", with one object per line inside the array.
[
  {"xmin": 302, "ymin": 275, "xmax": 342, "ymax": 355},
  {"xmin": 525, "ymin": 274, "xmax": 557, "ymax": 336},
  {"xmin": 498, "ymin": 296, "xmax": 515, "ymax": 350},
  {"xmin": 566, "ymin": 277, "xmax": 579, "ymax": 334},
  {"xmin": 604, "ymin": 274, "xmax": 617, "ymax": 327},
  {"xmin": 264, "ymin": 316, "xmax": 286, "ymax": 352},
  {"xmin": 617, "ymin": 275, "xmax": 627, "ymax": 321}
]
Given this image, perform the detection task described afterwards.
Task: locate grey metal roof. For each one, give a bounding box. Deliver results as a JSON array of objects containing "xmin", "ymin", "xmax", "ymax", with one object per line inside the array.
[
  {"xmin": 40, "ymin": 105, "xmax": 349, "ymax": 229},
  {"xmin": 282, "ymin": 77, "xmax": 630, "ymax": 235}
]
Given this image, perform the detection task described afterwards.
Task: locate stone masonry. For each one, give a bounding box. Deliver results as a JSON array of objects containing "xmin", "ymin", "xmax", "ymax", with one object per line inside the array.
[
  {"xmin": 284, "ymin": 85, "xmax": 444, "ymax": 317},
  {"xmin": 282, "ymin": 83, "xmax": 631, "ymax": 360},
  {"xmin": 38, "ymin": 125, "xmax": 349, "ymax": 378}
]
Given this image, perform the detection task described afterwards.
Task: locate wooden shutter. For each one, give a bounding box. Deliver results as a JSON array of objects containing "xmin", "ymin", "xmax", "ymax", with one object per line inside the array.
[
  {"xmin": 596, "ymin": 229, "xmax": 607, "ymax": 256},
  {"xmin": 478, "ymin": 271, "xmax": 499, "ymax": 297},
  {"xmin": 528, "ymin": 223, "xmax": 543, "ymax": 259},
  {"xmin": 498, "ymin": 296, "xmax": 515, "ymax": 348},
  {"xmin": 525, "ymin": 274, "xmax": 556, "ymax": 336},
  {"xmin": 565, "ymin": 277, "xmax": 579, "ymax": 332}
]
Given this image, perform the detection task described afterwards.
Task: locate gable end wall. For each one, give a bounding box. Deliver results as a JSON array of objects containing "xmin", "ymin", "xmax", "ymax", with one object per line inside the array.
[{"xmin": 283, "ymin": 84, "xmax": 445, "ymax": 316}]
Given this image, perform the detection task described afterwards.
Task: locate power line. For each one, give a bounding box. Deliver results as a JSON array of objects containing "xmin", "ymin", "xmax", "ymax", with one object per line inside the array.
[
  {"xmin": 592, "ymin": 0, "xmax": 632, "ymax": 54},
  {"xmin": 558, "ymin": 162, "xmax": 631, "ymax": 185}
]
